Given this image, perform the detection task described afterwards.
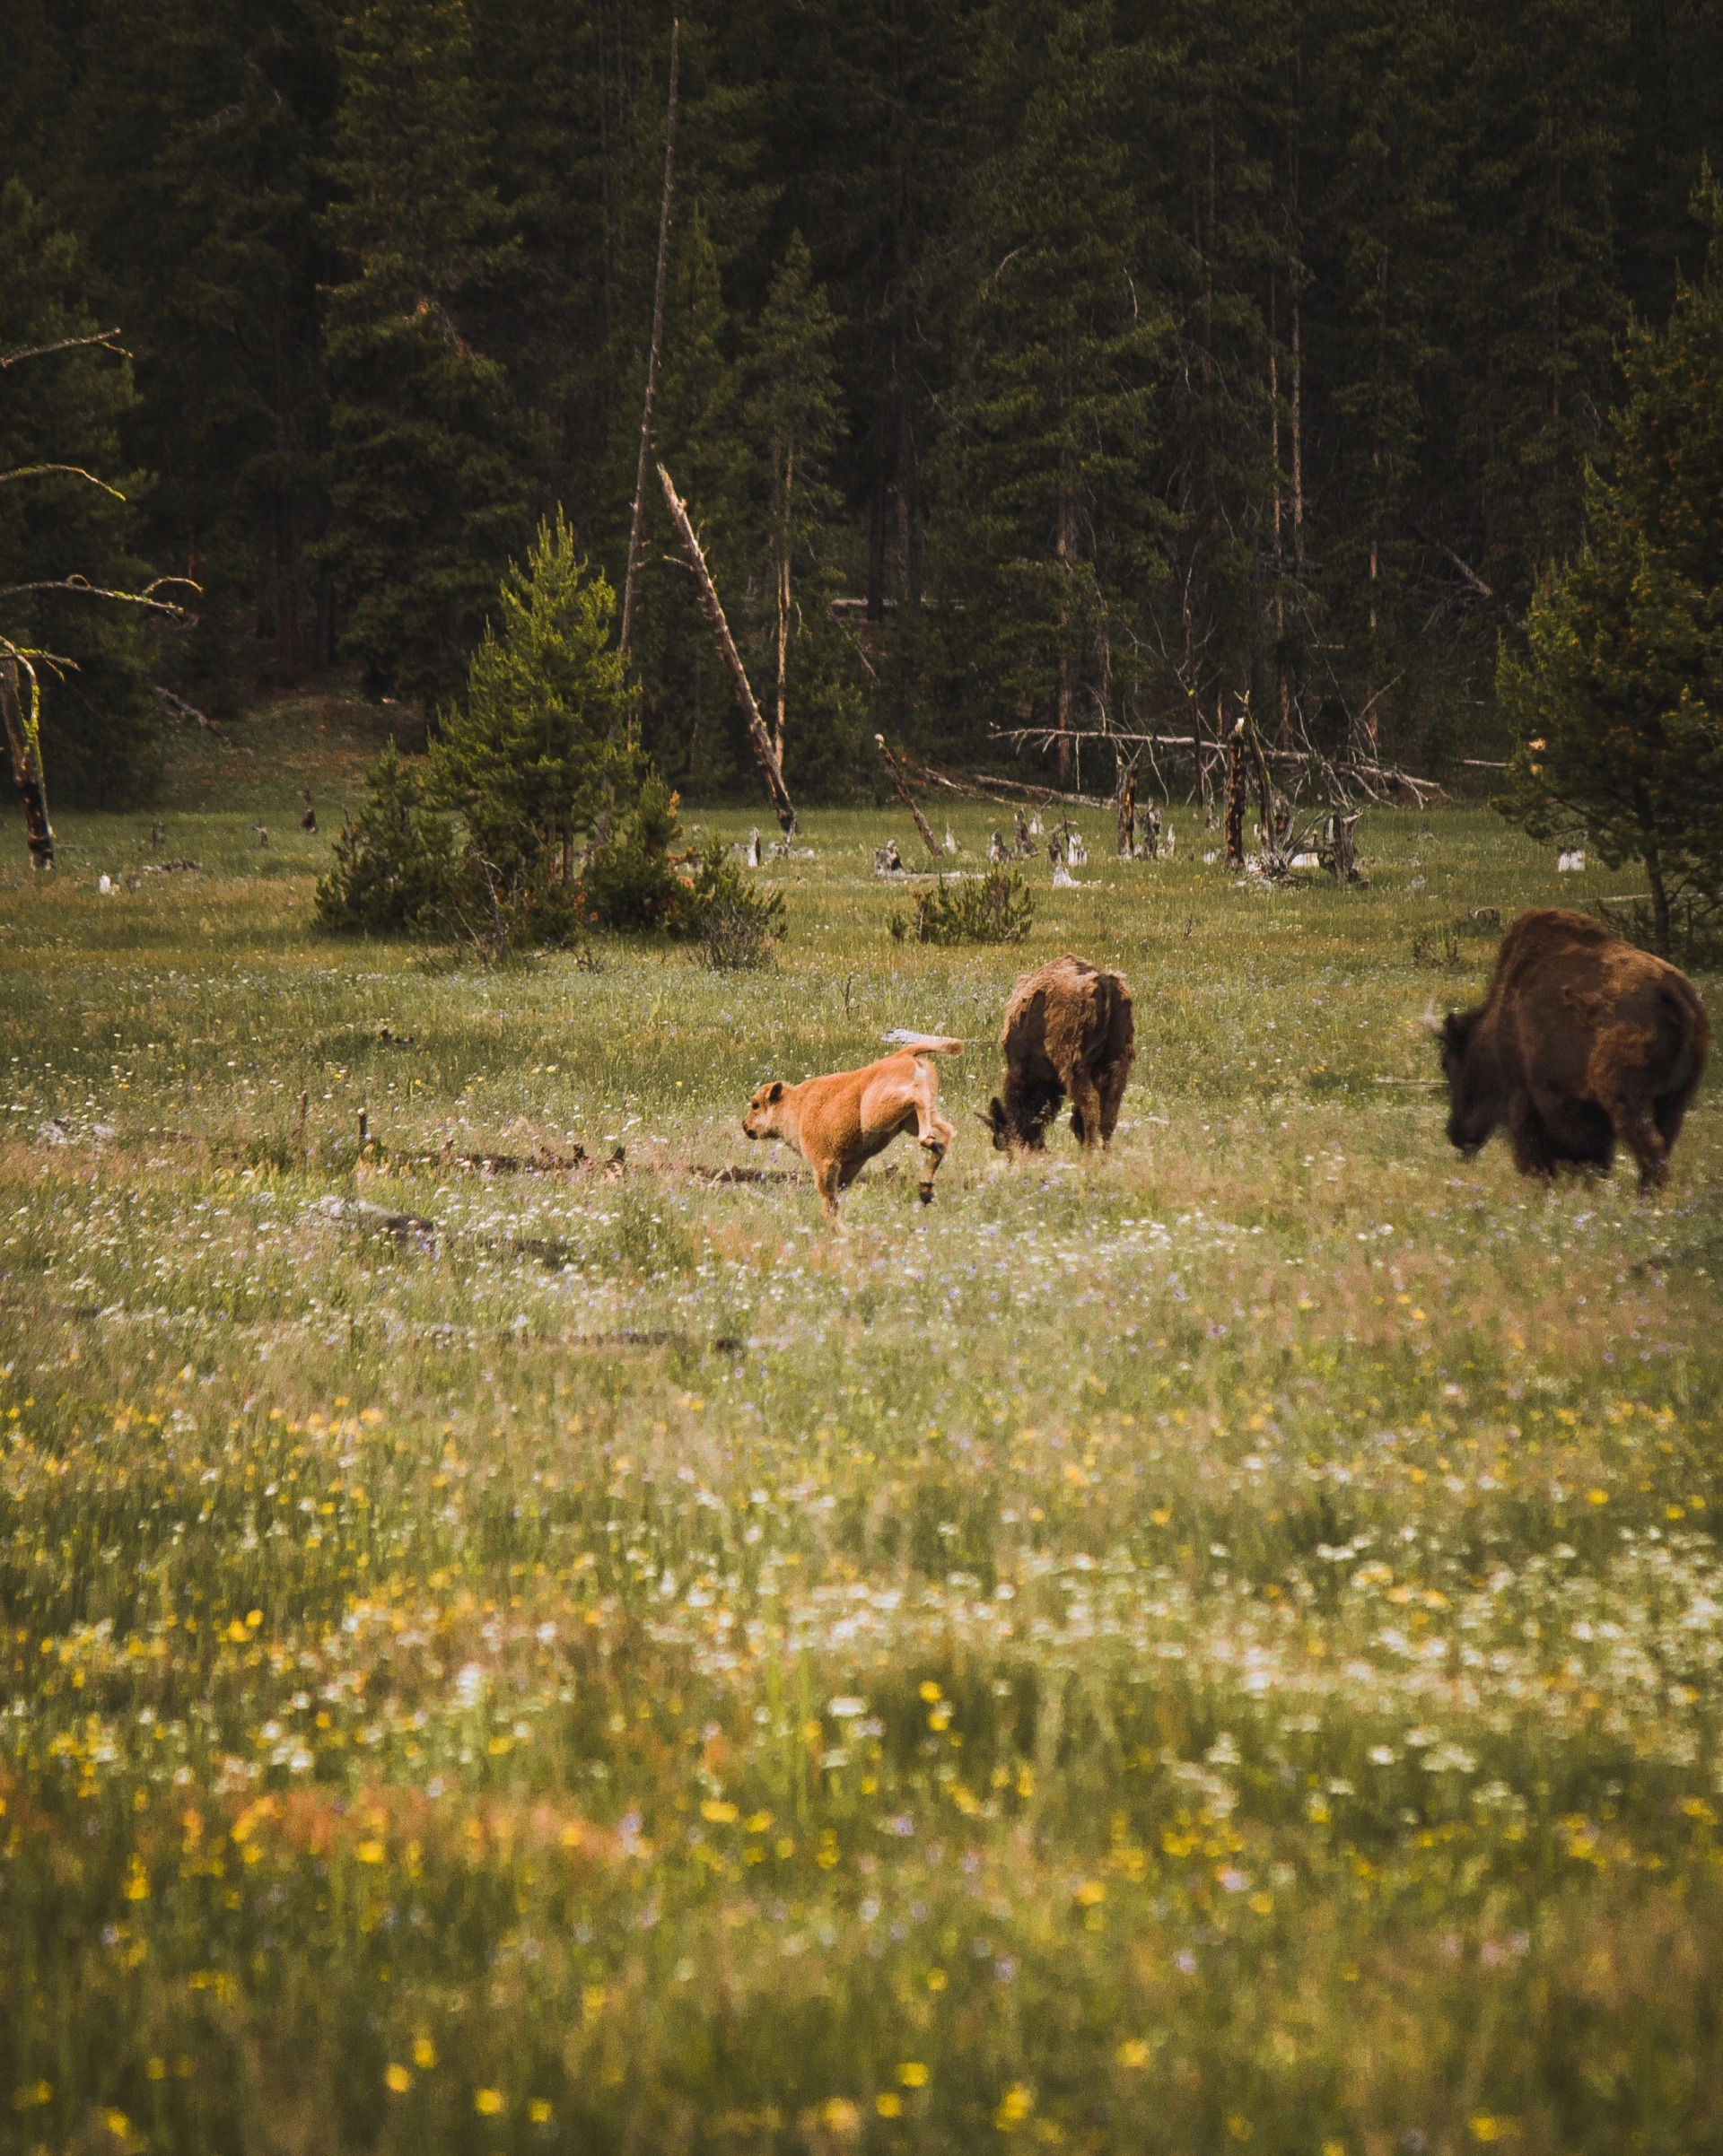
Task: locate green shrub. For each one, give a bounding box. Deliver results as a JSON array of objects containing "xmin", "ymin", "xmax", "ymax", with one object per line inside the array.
[
  {"xmin": 580, "ymin": 774, "xmax": 688, "ymax": 930},
  {"xmin": 314, "ymin": 741, "xmax": 460, "ymax": 935},
  {"xmin": 889, "ymin": 865, "xmax": 1033, "ymax": 945},
  {"xmin": 429, "ymin": 512, "xmax": 634, "ymax": 891},
  {"xmin": 683, "ymin": 835, "xmax": 788, "ymax": 969}
]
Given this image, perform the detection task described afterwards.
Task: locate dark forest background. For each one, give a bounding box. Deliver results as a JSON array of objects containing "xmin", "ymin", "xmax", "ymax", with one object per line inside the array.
[{"xmin": 4, "ymin": 0, "xmax": 1721, "ymax": 807}]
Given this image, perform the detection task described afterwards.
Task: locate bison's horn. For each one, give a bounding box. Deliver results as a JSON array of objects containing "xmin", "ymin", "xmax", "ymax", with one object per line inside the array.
[{"xmin": 1417, "ymin": 1000, "xmax": 1446, "ymax": 1035}]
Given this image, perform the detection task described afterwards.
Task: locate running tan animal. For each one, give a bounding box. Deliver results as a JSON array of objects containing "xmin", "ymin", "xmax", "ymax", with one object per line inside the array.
[{"xmin": 742, "ymin": 1032, "xmax": 961, "ymax": 1221}]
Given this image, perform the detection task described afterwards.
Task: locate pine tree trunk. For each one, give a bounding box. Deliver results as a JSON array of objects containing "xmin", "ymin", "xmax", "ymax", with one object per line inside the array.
[
  {"xmin": 0, "ymin": 658, "xmax": 54, "ymax": 869},
  {"xmin": 774, "ymin": 443, "xmax": 792, "ymax": 767},
  {"xmin": 658, "ymin": 463, "xmax": 796, "ymax": 834},
  {"xmin": 1641, "ymin": 808, "xmax": 1672, "ymax": 954},
  {"xmin": 1054, "ymin": 487, "xmax": 1074, "ymax": 783},
  {"xmin": 620, "ymin": 20, "xmax": 679, "ymax": 658}
]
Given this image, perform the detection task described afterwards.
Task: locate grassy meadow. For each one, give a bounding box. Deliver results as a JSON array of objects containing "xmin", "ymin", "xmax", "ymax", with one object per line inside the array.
[{"xmin": 4, "ymin": 715, "xmax": 1723, "ymax": 2155}]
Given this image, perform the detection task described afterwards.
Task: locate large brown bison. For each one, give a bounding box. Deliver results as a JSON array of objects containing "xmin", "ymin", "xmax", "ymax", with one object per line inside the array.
[
  {"xmin": 984, "ymin": 954, "xmax": 1136, "ymax": 1155},
  {"xmin": 1434, "ymin": 908, "xmax": 1709, "ymax": 1191}
]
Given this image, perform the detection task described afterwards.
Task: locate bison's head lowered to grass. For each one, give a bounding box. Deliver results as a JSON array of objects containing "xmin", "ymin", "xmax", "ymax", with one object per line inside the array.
[{"xmin": 1435, "ymin": 1007, "xmax": 1496, "ymax": 1157}]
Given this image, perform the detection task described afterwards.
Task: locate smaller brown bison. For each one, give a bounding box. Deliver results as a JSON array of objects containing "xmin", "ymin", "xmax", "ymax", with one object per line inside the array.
[
  {"xmin": 743, "ymin": 1036, "xmax": 961, "ymax": 1222},
  {"xmin": 1434, "ymin": 908, "xmax": 1709, "ymax": 1191},
  {"xmin": 984, "ymin": 954, "xmax": 1135, "ymax": 1155}
]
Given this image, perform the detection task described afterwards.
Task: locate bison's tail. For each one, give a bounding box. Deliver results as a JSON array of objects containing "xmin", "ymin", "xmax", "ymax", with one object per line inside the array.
[
  {"xmin": 1661, "ymin": 982, "xmax": 1711, "ymax": 1099},
  {"xmin": 881, "ymin": 1029, "xmax": 964, "ymax": 1056}
]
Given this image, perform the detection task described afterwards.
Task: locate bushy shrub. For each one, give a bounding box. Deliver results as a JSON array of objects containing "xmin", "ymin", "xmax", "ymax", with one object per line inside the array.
[
  {"xmin": 314, "ymin": 741, "xmax": 460, "ymax": 934},
  {"xmin": 889, "ymin": 866, "xmax": 1033, "ymax": 945},
  {"xmin": 684, "ymin": 835, "xmax": 788, "ymax": 969},
  {"xmin": 580, "ymin": 775, "xmax": 688, "ymax": 930}
]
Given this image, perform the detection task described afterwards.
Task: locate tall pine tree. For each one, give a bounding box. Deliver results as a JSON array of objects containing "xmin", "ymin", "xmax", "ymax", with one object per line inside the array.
[
  {"xmin": 316, "ymin": 0, "xmax": 536, "ymax": 715},
  {"xmin": 932, "ymin": 2, "xmax": 1171, "ymax": 781},
  {"xmin": 0, "ymin": 181, "xmax": 159, "ymax": 806}
]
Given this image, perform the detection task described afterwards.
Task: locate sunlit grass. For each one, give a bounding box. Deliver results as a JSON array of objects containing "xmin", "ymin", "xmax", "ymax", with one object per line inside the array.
[{"xmin": 2, "ymin": 792, "xmax": 1720, "ymax": 2152}]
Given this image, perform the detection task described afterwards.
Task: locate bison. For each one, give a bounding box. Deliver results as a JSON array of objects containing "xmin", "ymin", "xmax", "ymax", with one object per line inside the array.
[
  {"xmin": 1434, "ymin": 908, "xmax": 1709, "ymax": 1191},
  {"xmin": 743, "ymin": 1034, "xmax": 962, "ymax": 1222},
  {"xmin": 983, "ymin": 954, "xmax": 1136, "ymax": 1155}
]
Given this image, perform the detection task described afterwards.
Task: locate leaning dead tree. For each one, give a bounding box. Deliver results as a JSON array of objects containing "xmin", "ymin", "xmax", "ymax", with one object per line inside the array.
[
  {"xmin": 2, "ymin": 327, "xmax": 197, "ymax": 866},
  {"xmin": 657, "ymin": 462, "xmax": 797, "ymax": 834},
  {"xmin": 876, "ymin": 734, "xmax": 942, "ymax": 861},
  {"xmin": 619, "ymin": 21, "xmax": 678, "ymax": 659},
  {"xmin": 0, "ymin": 658, "xmax": 51, "ymax": 868}
]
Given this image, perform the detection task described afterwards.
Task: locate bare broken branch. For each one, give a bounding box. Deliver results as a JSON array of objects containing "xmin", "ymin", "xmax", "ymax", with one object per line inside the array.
[
  {"xmin": 0, "ymin": 328, "xmax": 127, "ymax": 371},
  {"xmin": 0, "ymin": 464, "xmax": 126, "ymax": 501},
  {"xmin": 0, "ymin": 573, "xmax": 198, "ymax": 621}
]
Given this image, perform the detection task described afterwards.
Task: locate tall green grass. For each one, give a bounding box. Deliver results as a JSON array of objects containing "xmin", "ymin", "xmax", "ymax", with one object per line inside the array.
[{"xmin": 2, "ymin": 798, "xmax": 1720, "ymax": 2153}]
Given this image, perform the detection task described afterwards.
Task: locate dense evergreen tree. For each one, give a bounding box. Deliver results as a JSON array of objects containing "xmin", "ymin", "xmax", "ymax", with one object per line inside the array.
[
  {"xmin": 933, "ymin": 4, "xmax": 1171, "ymax": 780},
  {"xmin": 740, "ymin": 231, "xmax": 860, "ymax": 795},
  {"xmin": 47, "ymin": 0, "xmax": 336, "ymax": 708},
  {"xmin": 0, "ymin": 182, "xmax": 159, "ymax": 805},
  {"xmin": 431, "ymin": 510, "xmax": 633, "ymax": 888},
  {"xmin": 4, "ymin": 0, "xmax": 1723, "ymax": 805},
  {"xmin": 1498, "ymin": 184, "xmax": 1723, "ymax": 952},
  {"xmin": 316, "ymin": 0, "xmax": 536, "ymax": 713}
]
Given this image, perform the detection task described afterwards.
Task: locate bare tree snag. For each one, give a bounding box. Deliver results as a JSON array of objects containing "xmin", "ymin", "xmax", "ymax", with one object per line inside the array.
[
  {"xmin": 1323, "ymin": 808, "xmax": 1363, "ymax": 884},
  {"xmin": 876, "ymin": 735, "xmax": 941, "ymax": 860},
  {"xmin": 657, "ymin": 462, "xmax": 796, "ymax": 834},
  {"xmin": 0, "ymin": 658, "xmax": 53, "ymax": 868},
  {"xmin": 1224, "ymin": 712, "xmax": 1247, "ymax": 869},
  {"xmin": 1239, "ymin": 694, "xmax": 1276, "ymax": 847},
  {"xmin": 619, "ymin": 20, "xmax": 679, "ymax": 659},
  {"xmin": 1115, "ymin": 755, "xmax": 1138, "ymax": 857},
  {"xmin": 774, "ymin": 443, "xmax": 792, "ymax": 765}
]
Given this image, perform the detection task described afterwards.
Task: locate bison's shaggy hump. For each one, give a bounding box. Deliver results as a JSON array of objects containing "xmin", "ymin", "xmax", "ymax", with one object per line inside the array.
[
  {"xmin": 986, "ymin": 953, "xmax": 1136, "ymax": 1154},
  {"xmin": 1438, "ymin": 906, "xmax": 1710, "ymax": 1192}
]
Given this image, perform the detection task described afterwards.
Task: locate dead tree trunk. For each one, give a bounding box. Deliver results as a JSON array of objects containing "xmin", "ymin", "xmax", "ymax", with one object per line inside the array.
[
  {"xmin": 1324, "ymin": 808, "xmax": 1362, "ymax": 884},
  {"xmin": 657, "ymin": 462, "xmax": 796, "ymax": 834},
  {"xmin": 1115, "ymin": 756, "xmax": 1138, "ymax": 858},
  {"xmin": 1242, "ymin": 695, "xmax": 1276, "ymax": 847},
  {"xmin": 877, "ymin": 735, "xmax": 941, "ymax": 861},
  {"xmin": 774, "ymin": 442, "xmax": 792, "ymax": 767},
  {"xmin": 1223, "ymin": 714, "xmax": 1248, "ymax": 869},
  {"xmin": 619, "ymin": 20, "xmax": 679, "ymax": 658},
  {"xmin": 0, "ymin": 658, "xmax": 53, "ymax": 869}
]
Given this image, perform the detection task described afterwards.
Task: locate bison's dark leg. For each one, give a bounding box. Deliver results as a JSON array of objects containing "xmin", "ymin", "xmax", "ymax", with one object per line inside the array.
[
  {"xmin": 1097, "ymin": 1061, "xmax": 1131, "ymax": 1148},
  {"xmin": 1507, "ymin": 1095, "xmax": 1558, "ymax": 1178},
  {"xmin": 1612, "ymin": 1099, "xmax": 1669, "ymax": 1194},
  {"xmin": 1068, "ymin": 1069, "xmax": 1104, "ymax": 1155}
]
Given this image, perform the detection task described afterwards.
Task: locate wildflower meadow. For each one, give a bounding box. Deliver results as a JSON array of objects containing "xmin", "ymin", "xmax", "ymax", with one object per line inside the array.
[{"xmin": 4, "ymin": 746, "xmax": 1722, "ymax": 2154}]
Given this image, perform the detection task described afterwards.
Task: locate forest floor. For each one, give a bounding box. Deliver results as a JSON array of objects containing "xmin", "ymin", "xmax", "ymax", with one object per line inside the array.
[{"xmin": 3, "ymin": 739, "xmax": 1723, "ymax": 2153}]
